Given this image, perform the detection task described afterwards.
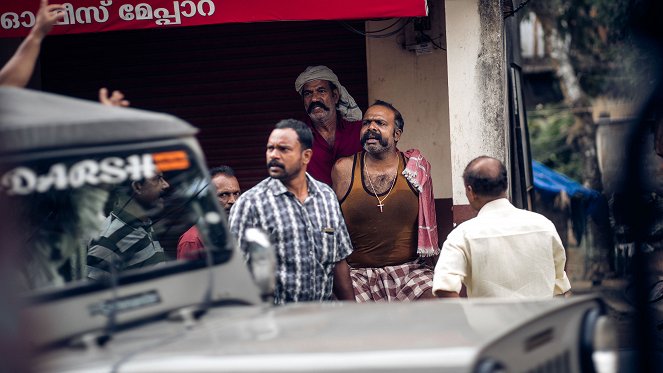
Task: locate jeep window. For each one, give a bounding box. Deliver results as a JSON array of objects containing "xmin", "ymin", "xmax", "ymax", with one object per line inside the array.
[{"xmin": 2, "ymin": 148, "xmax": 230, "ymax": 293}]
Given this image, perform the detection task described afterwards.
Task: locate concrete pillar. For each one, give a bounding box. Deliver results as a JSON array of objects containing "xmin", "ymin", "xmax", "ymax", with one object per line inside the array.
[{"xmin": 445, "ymin": 0, "xmax": 507, "ymax": 223}]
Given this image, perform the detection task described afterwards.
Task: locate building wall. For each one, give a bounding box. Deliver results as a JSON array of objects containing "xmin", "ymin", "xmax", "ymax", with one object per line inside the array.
[
  {"xmin": 520, "ymin": 12, "xmax": 545, "ymax": 59},
  {"xmin": 365, "ymin": 0, "xmax": 511, "ymax": 233},
  {"xmin": 364, "ymin": 0, "xmax": 452, "ymax": 200},
  {"xmin": 445, "ymin": 0, "xmax": 507, "ymax": 219}
]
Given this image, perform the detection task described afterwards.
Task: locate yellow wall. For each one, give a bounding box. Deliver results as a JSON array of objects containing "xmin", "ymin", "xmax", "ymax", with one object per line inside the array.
[{"xmin": 364, "ymin": 0, "xmax": 452, "ymax": 199}]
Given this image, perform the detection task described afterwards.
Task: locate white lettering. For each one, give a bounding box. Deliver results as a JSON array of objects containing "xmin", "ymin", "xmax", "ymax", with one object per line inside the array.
[
  {"xmin": 4, "ymin": 0, "xmax": 216, "ymax": 32},
  {"xmin": 36, "ymin": 164, "xmax": 68, "ymax": 193},
  {"xmin": 1, "ymin": 167, "xmax": 36, "ymax": 195},
  {"xmin": 1, "ymin": 12, "xmax": 19, "ymax": 30},
  {"xmin": 119, "ymin": 4, "xmax": 135, "ymax": 21},
  {"xmin": 135, "ymin": 3, "xmax": 154, "ymax": 20},
  {"xmin": 69, "ymin": 160, "xmax": 100, "ymax": 188},
  {"xmin": 19, "ymin": 11, "xmax": 35, "ymax": 28},
  {"xmin": 197, "ymin": 0, "xmax": 215, "ymax": 16},
  {"xmin": 154, "ymin": 3, "xmax": 181, "ymax": 26},
  {"xmin": 1, "ymin": 153, "xmax": 159, "ymax": 195},
  {"xmin": 180, "ymin": 0, "xmax": 196, "ymax": 17},
  {"xmin": 99, "ymin": 157, "xmax": 127, "ymax": 184},
  {"xmin": 55, "ymin": 3, "xmax": 75, "ymax": 25},
  {"xmin": 125, "ymin": 154, "xmax": 155, "ymax": 181}
]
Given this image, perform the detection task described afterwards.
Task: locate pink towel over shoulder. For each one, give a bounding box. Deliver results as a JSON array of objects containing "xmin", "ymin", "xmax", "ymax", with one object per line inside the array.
[{"xmin": 403, "ymin": 149, "xmax": 440, "ymax": 257}]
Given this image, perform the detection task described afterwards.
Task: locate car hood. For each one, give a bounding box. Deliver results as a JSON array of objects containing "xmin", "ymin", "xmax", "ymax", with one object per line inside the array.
[{"xmin": 36, "ymin": 297, "xmax": 583, "ymax": 373}]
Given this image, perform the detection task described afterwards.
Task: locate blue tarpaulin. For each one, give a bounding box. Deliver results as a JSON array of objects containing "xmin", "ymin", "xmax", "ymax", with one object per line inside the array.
[
  {"xmin": 532, "ymin": 160, "xmax": 602, "ymax": 220},
  {"xmin": 532, "ymin": 160, "xmax": 601, "ymax": 200},
  {"xmin": 532, "ymin": 160, "xmax": 606, "ymax": 244}
]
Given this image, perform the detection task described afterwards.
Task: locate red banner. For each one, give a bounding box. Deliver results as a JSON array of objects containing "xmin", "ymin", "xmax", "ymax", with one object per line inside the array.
[{"xmin": 0, "ymin": 1, "xmax": 427, "ymax": 38}]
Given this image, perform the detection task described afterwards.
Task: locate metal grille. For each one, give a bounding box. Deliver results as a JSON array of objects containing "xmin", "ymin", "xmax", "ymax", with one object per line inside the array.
[{"xmin": 40, "ymin": 21, "xmax": 368, "ymax": 190}]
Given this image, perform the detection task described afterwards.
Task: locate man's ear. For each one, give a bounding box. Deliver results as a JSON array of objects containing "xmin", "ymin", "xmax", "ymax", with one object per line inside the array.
[
  {"xmin": 394, "ymin": 128, "xmax": 402, "ymax": 143},
  {"xmin": 131, "ymin": 181, "xmax": 142, "ymax": 194},
  {"xmin": 465, "ymin": 185, "xmax": 474, "ymax": 201},
  {"xmin": 332, "ymin": 88, "xmax": 340, "ymax": 105},
  {"xmin": 302, "ymin": 148, "xmax": 313, "ymax": 165}
]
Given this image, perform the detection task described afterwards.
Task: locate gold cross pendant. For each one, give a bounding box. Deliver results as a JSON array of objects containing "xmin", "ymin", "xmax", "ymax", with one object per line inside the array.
[{"xmin": 377, "ymin": 203, "xmax": 384, "ymax": 212}]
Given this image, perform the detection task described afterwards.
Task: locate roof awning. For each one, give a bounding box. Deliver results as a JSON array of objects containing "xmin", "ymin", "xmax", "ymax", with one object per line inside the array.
[{"xmin": 0, "ymin": 0, "xmax": 428, "ymax": 38}]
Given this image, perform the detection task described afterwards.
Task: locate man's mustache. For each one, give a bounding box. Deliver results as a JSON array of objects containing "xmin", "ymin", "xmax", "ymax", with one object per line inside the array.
[
  {"xmin": 307, "ymin": 101, "xmax": 330, "ymax": 114},
  {"xmin": 159, "ymin": 189, "xmax": 170, "ymax": 198},
  {"xmin": 360, "ymin": 130, "xmax": 387, "ymax": 147},
  {"xmin": 267, "ymin": 160, "xmax": 285, "ymax": 169}
]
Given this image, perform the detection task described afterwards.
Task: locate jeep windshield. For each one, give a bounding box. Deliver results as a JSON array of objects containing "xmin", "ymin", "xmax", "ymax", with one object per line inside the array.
[{"xmin": 0, "ymin": 87, "xmax": 234, "ymax": 297}]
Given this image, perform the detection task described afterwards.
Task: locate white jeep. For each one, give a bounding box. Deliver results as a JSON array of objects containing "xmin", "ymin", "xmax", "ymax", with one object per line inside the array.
[{"xmin": 0, "ymin": 87, "xmax": 615, "ymax": 373}]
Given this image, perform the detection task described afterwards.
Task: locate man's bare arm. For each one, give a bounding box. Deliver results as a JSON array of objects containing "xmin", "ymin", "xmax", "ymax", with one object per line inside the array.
[
  {"xmin": 331, "ymin": 156, "xmax": 353, "ymax": 200},
  {"xmin": 434, "ymin": 290, "xmax": 460, "ymax": 298},
  {"xmin": 0, "ymin": 0, "xmax": 63, "ymax": 87},
  {"xmin": 555, "ymin": 290, "xmax": 572, "ymax": 298},
  {"xmin": 333, "ymin": 259, "xmax": 355, "ymax": 301}
]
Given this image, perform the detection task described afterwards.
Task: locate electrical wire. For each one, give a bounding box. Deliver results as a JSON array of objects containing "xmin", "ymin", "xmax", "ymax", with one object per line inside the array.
[
  {"xmin": 418, "ymin": 31, "xmax": 446, "ymax": 51},
  {"xmin": 504, "ymin": 0, "xmax": 532, "ymax": 19},
  {"xmin": 339, "ymin": 18, "xmax": 413, "ymax": 38},
  {"xmin": 362, "ymin": 18, "xmax": 403, "ymax": 34},
  {"xmin": 342, "ymin": 18, "xmax": 446, "ymax": 51}
]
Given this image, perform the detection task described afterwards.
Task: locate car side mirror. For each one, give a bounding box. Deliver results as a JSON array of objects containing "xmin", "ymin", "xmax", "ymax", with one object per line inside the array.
[{"xmin": 244, "ymin": 228, "xmax": 276, "ymax": 302}]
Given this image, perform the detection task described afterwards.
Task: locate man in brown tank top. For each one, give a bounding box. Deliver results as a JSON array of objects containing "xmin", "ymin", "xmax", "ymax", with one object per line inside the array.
[{"xmin": 331, "ymin": 100, "xmax": 439, "ymax": 301}]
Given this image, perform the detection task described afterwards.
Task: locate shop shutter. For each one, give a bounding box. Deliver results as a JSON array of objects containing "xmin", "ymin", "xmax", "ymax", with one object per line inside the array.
[{"xmin": 40, "ymin": 21, "xmax": 368, "ymax": 189}]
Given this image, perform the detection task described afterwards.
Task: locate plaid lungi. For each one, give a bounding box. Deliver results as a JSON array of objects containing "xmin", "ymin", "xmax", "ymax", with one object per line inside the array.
[{"xmin": 350, "ymin": 259, "xmax": 434, "ymax": 302}]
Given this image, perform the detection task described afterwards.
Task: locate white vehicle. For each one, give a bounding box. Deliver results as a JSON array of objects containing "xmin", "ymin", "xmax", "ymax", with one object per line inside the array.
[{"xmin": 0, "ymin": 87, "xmax": 615, "ymax": 373}]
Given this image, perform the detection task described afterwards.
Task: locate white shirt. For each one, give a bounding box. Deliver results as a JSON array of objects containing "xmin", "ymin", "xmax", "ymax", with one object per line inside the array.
[{"xmin": 433, "ymin": 198, "xmax": 571, "ymax": 298}]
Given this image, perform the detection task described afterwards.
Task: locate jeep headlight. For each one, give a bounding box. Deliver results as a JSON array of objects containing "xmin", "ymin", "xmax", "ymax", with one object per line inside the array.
[{"xmin": 581, "ymin": 308, "xmax": 619, "ymax": 373}]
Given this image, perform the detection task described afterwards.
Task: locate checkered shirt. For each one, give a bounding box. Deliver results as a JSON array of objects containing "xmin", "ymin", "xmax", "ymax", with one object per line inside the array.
[{"xmin": 229, "ymin": 174, "xmax": 353, "ymax": 304}]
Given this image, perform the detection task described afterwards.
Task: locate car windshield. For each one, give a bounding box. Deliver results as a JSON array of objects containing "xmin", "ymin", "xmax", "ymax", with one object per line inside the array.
[{"xmin": 1, "ymin": 146, "xmax": 228, "ymax": 293}]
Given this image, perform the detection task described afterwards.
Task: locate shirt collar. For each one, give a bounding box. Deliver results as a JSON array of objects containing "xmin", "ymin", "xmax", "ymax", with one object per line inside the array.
[
  {"xmin": 267, "ymin": 173, "xmax": 319, "ymax": 197},
  {"xmin": 305, "ymin": 114, "xmax": 350, "ymax": 131},
  {"xmin": 112, "ymin": 209, "xmax": 151, "ymax": 229},
  {"xmin": 336, "ymin": 115, "xmax": 350, "ymax": 130},
  {"xmin": 477, "ymin": 198, "xmax": 513, "ymax": 216}
]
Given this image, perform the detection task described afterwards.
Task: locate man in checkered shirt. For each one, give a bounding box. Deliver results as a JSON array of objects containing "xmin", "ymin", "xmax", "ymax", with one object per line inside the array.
[{"xmin": 229, "ymin": 119, "xmax": 355, "ymax": 304}]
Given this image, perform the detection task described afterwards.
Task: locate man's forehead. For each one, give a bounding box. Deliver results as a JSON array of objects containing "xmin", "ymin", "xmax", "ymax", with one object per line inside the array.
[
  {"xmin": 364, "ymin": 105, "xmax": 394, "ymax": 121},
  {"xmin": 302, "ymin": 79, "xmax": 332, "ymax": 91},
  {"xmin": 145, "ymin": 172, "xmax": 164, "ymax": 182},
  {"xmin": 212, "ymin": 173, "xmax": 237, "ymax": 183},
  {"xmin": 269, "ymin": 128, "xmax": 299, "ymax": 142},
  {"xmin": 212, "ymin": 174, "xmax": 240, "ymax": 189}
]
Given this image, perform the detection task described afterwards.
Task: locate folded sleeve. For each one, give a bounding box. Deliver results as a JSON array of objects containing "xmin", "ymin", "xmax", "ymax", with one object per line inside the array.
[
  {"xmin": 433, "ymin": 228, "xmax": 469, "ymax": 294},
  {"xmin": 552, "ymin": 231, "xmax": 572, "ymax": 294}
]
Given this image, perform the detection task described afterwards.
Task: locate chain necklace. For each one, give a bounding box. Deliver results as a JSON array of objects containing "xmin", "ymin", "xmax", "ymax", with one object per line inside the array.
[{"xmin": 364, "ymin": 152, "xmax": 399, "ymax": 213}]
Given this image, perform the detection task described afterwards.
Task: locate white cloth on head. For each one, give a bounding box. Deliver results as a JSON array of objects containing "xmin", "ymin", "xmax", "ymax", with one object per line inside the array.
[{"xmin": 295, "ymin": 65, "xmax": 362, "ymax": 121}]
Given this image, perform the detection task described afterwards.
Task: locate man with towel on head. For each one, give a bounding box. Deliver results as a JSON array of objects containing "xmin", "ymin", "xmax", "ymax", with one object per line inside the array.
[{"xmin": 295, "ymin": 66, "xmax": 363, "ymax": 185}]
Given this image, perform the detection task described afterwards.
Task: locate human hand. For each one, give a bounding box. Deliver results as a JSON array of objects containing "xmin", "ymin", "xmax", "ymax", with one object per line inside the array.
[
  {"xmin": 99, "ymin": 87, "xmax": 130, "ymax": 107},
  {"xmin": 32, "ymin": 0, "xmax": 64, "ymax": 39}
]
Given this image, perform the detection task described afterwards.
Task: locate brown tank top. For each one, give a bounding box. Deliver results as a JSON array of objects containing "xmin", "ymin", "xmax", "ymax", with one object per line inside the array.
[{"xmin": 340, "ymin": 151, "xmax": 419, "ymax": 268}]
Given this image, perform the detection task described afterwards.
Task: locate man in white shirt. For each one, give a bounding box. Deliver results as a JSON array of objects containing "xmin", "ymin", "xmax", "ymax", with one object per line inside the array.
[{"xmin": 433, "ymin": 156, "xmax": 572, "ymax": 298}]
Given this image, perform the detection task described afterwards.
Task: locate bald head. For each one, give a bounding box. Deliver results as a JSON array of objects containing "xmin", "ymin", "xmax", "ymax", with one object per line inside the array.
[{"xmin": 463, "ymin": 156, "xmax": 508, "ymax": 198}]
